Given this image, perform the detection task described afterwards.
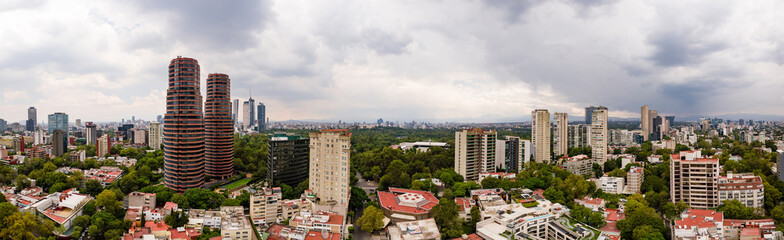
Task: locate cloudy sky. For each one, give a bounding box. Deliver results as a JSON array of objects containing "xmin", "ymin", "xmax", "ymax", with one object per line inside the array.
[{"xmin": 1, "ymin": 0, "xmax": 783, "ymax": 123}]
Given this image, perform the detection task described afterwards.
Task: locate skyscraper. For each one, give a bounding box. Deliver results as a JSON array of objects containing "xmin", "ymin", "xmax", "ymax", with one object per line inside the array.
[
  {"xmin": 148, "ymin": 122, "xmax": 162, "ymax": 150},
  {"xmin": 503, "ymin": 136, "xmax": 523, "ymax": 173},
  {"xmin": 454, "ymin": 128, "xmax": 497, "ymax": 181},
  {"xmin": 243, "ymin": 95, "xmax": 255, "ymax": 129},
  {"xmin": 641, "ymin": 105, "xmax": 649, "ymax": 141},
  {"xmin": 584, "ymin": 106, "xmax": 601, "ymax": 124},
  {"xmin": 553, "ymin": 112, "xmax": 568, "ymax": 157},
  {"xmin": 97, "ymin": 135, "xmax": 111, "ymax": 157},
  {"xmin": 48, "ymin": 112, "xmax": 68, "ymax": 133},
  {"xmin": 85, "ymin": 122, "xmax": 97, "ymax": 145},
  {"xmin": 268, "ymin": 133, "xmax": 309, "ymax": 186},
  {"xmin": 27, "ymin": 107, "xmax": 36, "ymax": 131},
  {"xmin": 531, "ymin": 109, "xmax": 551, "ymax": 163},
  {"xmin": 590, "ymin": 107, "xmax": 608, "ymax": 163},
  {"xmin": 257, "ymin": 103, "xmax": 266, "ymax": 131},
  {"xmin": 163, "ymin": 56, "xmax": 205, "ymax": 192},
  {"xmin": 309, "ymin": 129, "xmax": 351, "ymax": 204},
  {"xmin": 52, "ymin": 129, "xmax": 66, "ymax": 157},
  {"xmin": 205, "ymin": 73, "xmax": 234, "ymax": 180},
  {"xmin": 232, "ymin": 99, "xmax": 239, "ymax": 127},
  {"xmin": 670, "ymin": 151, "xmax": 720, "ymax": 209}
]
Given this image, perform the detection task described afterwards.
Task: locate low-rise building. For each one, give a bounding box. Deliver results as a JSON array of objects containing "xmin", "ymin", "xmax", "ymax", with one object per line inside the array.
[
  {"xmin": 596, "ymin": 175, "xmax": 624, "ymax": 194},
  {"xmin": 378, "ymin": 188, "xmax": 439, "ymax": 222},
  {"xmin": 26, "ymin": 189, "xmax": 93, "ymax": 229},
  {"xmin": 85, "ymin": 166, "xmax": 122, "ymax": 187},
  {"xmin": 220, "ymin": 206, "xmax": 252, "ymax": 240},
  {"xmin": 267, "ymin": 224, "xmax": 341, "ymax": 240},
  {"xmin": 187, "ymin": 209, "xmax": 222, "ymax": 229},
  {"xmin": 562, "ymin": 155, "xmax": 592, "ymax": 177},
  {"xmin": 718, "ymin": 172, "xmax": 765, "ymax": 209},
  {"xmin": 290, "ymin": 210, "xmax": 345, "ymax": 234},
  {"xmin": 673, "ymin": 209, "xmax": 724, "ymax": 240},
  {"xmin": 128, "ymin": 192, "xmax": 156, "ymax": 210},
  {"xmin": 455, "ymin": 197, "xmax": 476, "ymax": 222},
  {"xmin": 477, "ymin": 172, "xmax": 516, "ymax": 183},
  {"xmin": 388, "ymin": 218, "xmax": 441, "ymax": 240},
  {"xmin": 722, "ymin": 219, "xmax": 782, "ymax": 240},
  {"xmin": 476, "ymin": 200, "xmax": 576, "ymax": 240},
  {"xmin": 625, "ymin": 166, "xmax": 644, "ymax": 194},
  {"xmin": 282, "ymin": 198, "xmax": 314, "ymax": 220},
  {"xmin": 575, "ymin": 197, "xmax": 605, "ymax": 211}
]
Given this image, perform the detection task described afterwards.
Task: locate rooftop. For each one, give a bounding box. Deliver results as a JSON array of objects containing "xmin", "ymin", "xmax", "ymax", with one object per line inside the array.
[
  {"xmin": 379, "ymin": 188, "xmax": 439, "ymax": 214},
  {"xmin": 675, "ymin": 209, "xmax": 724, "ymax": 229}
]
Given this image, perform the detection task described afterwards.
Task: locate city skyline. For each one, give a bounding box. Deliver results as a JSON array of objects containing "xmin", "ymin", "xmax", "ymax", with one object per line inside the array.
[{"xmin": 1, "ymin": 1, "xmax": 784, "ymax": 123}]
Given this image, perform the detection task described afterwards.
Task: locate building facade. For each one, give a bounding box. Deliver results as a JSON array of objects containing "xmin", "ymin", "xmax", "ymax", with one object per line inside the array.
[
  {"xmin": 257, "ymin": 103, "xmax": 266, "ymax": 131},
  {"xmin": 308, "ymin": 129, "xmax": 351, "ymax": 204},
  {"xmin": 52, "ymin": 129, "xmax": 66, "ymax": 157},
  {"xmin": 626, "ymin": 166, "xmax": 643, "ymax": 194},
  {"xmin": 531, "ymin": 109, "xmax": 551, "ymax": 163},
  {"xmin": 504, "ymin": 136, "xmax": 523, "ymax": 173},
  {"xmin": 85, "ymin": 122, "xmax": 97, "ymax": 146},
  {"xmin": 268, "ymin": 134, "xmax": 309, "ymax": 187},
  {"xmin": 204, "ymin": 73, "xmax": 234, "ymax": 180},
  {"xmin": 641, "ymin": 105, "xmax": 649, "ymax": 141},
  {"xmin": 48, "ymin": 112, "xmax": 68, "ymax": 133},
  {"xmin": 455, "ymin": 128, "xmax": 497, "ymax": 181},
  {"xmin": 553, "ymin": 112, "xmax": 568, "ymax": 157},
  {"xmin": 242, "ymin": 97, "xmax": 255, "ymax": 129},
  {"xmin": 567, "ymin": 124, "xmax": 591, "ymax": 149},
  {"xmin": 718, "ymin": 173, "xmax": 764, "ymax": 209},
  {"xmin": 148, "ymin": 122, "xmax": 161, "ymax": 150},
  {"xmin": 27, "ymin": 107, "xmax": 36, "ymax": 132},
  {"xmin": 97, "ymin": 135, "xmax": 111, "ymax": 157},
  {"xmin": 670, "ymin": 151, "xmax": 720, "ymax": 209},
  {"xmin": 250, "ymin": 187, "xmax": 282, "ymax": 225},
  {"xmin": 163, "ymin": 56, "xmax": 205, "ymax": 192},
  {"xmin": 590, "ymin": 107, "xmax": 608, "ymax": 163}
]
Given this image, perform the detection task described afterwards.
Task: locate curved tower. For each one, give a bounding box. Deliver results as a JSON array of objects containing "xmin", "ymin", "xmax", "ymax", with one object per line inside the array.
[
  {"xmin": 164, "ymin": 57, "xmax": 205, "ymax": 192},
  {"xmin": 205, "ymin": 73, "xmax": 234, "ymax": 179}
]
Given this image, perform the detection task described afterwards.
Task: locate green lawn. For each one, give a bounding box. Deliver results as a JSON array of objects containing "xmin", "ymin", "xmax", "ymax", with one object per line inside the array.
[{"xmin": 224, "ymin": 178, "xmax": 251, "ymax": 190}]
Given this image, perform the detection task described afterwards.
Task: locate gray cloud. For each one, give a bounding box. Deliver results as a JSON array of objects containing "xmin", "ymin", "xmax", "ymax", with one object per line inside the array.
[{"xmin": 647, "ymin": 31, "xmax": 727, "ymax": 67}]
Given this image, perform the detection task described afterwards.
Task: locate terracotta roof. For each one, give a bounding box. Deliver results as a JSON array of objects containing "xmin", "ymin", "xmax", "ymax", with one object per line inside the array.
[
  {"xmin": 450, "ymin": 233, "xmax": 484, "ymax": 240},
  {"xmin": 145, "ymin": 221, "xmax": 171, "ymax": 232},
  {"xmin": 577, "ymin": 197, "xmax": 604, "ymax": 206},
  {"xmin": 674, "ymin": 209, "xmax": 723, "ymax": 229},
  {"xmin": 604, "ymin": 209, "xmax": 624, "ymax": 222},
  {"xmin": 455, "ymin": 197, "xmax": 475, "ymax": 211},
  {"xmin": 304, "ymin": 230, "xmax": 341, "ymax": 240},
  {"xmin": 378, "ymin": 188, "xmax": 439, "ymax": 214},
  {"xmin": 600, "ymin": 222, "xmax": 621, "ymax": 233},
  {"xmin": 741, "ymin": 227, "xmax": 761, "ymax": 237},
  {"xmin": 164, "ymin": 202, "xmax": 178, "ymax": 210}
]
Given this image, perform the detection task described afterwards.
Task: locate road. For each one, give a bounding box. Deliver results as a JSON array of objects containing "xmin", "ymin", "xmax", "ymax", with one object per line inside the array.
[
  {"xmin": 356, "ymin": 171, "xmax": 378, "ymax": 195},
  {"xmin": 353, "ymin": 171, "xmax": 378, "ymax": 240}
]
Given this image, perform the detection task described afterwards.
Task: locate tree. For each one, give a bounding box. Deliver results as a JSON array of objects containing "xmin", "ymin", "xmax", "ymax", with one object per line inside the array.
[
  {"xmin": 82, "ymin": 201, "xmax": 96, "ymax": 216},
  {"xmin": 164, "ymin": 211, "xmax": 189, "ymax": 228},
  {"xmin": 432, "ymin": 197, "xmax": 463, "ymax": 238},
  {"xmin": 633, "ymin": 225, "xmax": 665, "ymax": 240},
  {"xmin": 480, "ymin": 177, "xmax": 501, "ymax": 189},
  {"xmin": 592, "ymin": 163, "xmax": 603, "ymax": 178},
  {"xmin": 170, "ymin": 194, "xmax": 190, "ymax": 209},
  {"xmin": 0, "ymin": 212, "xmax": 53, "ymax": 240},
  {"xmin": 88, "ymin": 225, "xmax": 101, "ymax": 240},
  {"xmin": 279, "ymin": 184, "xmax": 296, "ymax": 199},
  {"xmin": 73, "ymin": 215, "xmax": 91, "ymax": 229},
  {"xmin": 221, "ymin": 199, "xmax": 241, "ymax": 206},
  {"xmin": 771, "ymin": 205, "xmax": 784, "ymax": 223},
  {"xmin": 469, "ymin": 206, "xmax": 481, "ymax": 231},
  {"xmin": 83, "ymin": 179, "xmax": 104, "ymax": 196},
  {"xmin": 587, "ymin": 212, "xmax": 606, "ymax": 228},
  {"xmin": 357, "ymin": 206, "xmax": 384, "ymax": 233},
  {"xmin": 184, "ymin": 188, "xmax": 225, "ymax": 209},
  {"xmin": 349, "ymin": 187, "xmax": 368, "ymax": 210},
  {"xmin": 616, "ymin": 198, "xmax": 667, "ymax": 239},
  {"xmin": 718, "ymin": 200, "xmax": 759, "ymax": 220},
  {"xmin": 96, "ymin": 190, "xmax": 123, "ymax": 217},
  {"xmin": 0, "ymin": 202, "xmax": 18, "ymax": 228}
]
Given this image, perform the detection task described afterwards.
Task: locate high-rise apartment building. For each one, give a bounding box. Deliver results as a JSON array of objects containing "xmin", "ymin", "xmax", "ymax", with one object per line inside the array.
[
  {"xmin": 454, "ymin": 128, "xmax": 497, "ymax": 181},
  {"xmin": 148, "ymin": 122, "xmax": 162, "ymax": 150},
  {"xmin": 27, "ymin": 107, "xmax": 36, "ymax": 131},
  {"xmin": 309, "ymin": 129, "xmax": 351, "ymax": 205},
  {"xmin": 75, "ymin": 119, "xmax": 82, "ymax": 128},
  {"xmin": 718, "ymin": 173, "xmax": 764, "ymax": 208},
  {"xmin": 670, "ymin": 151, "xmax": 720, "ymax": 209},
  {"xmin": 48, "ymin": 112, "xmax": 68, "ymax": 133},
  {"xmin": 590, "ymin": 107, "xmax": 608, "ymax": 163},
  {"xmin": 243, "ymin": 97, "xmax": 255, "ymax": 129},
  {"xmin": 568, "ymin": 124, "xmax": 591, "ymax": 149},
  {"xmin": 553, "ymin": 112, "xmax": 568, "ymax": 157},
  {"xmin": 778, "ymin": 150, "xmax": 784, "ymax": 181},
  {"xmin": 641, "ymin": 105, "xmax": 649, "ymax": 141},
  {"xmin": 97, "ymin": 135, "xmax": 111, "ymax": 157},
  {"xmin": 205, "ymin": 73, "xmax": 234, "ymax": 180},
  {"xmin": 52, "ymin": 129, "xmax": 66, "ymax": 157},
  {"xmin": 163, "ymin": 56, "xmax": 205, "ymax": 192},
  {"xmin": 85, "ymin": 122, "xmax": 97, "ymax": 146},
  {"xmin": 648, "ymin": 110, "xmax": 658, "ymax": 139},
  {"xmin": 133, "ymin": 129, "xmax": 148, "ymax": 145},
  {"xmin": 585, "ymin": 106, "xmax": 601, "ymax": 124},
  {"xmin": 250, "ymin": 187, "xmax": 282, "ymax": 225},
  {"xmin": 627, "ymin": 166, "xmax": 643, "ymax": 194},
  {"xmin": 504, "ymin": 136, "xmax": 523, "ymax": 173},
  {"xmin": 531, "ymin": 109, "xmax": 551, "ymax": 163},
  {"xmin": 232, "ymin": 99, "xmax": 239, "ymax": 127},
  {"xmin": 268, "ymin": 134, "xmax": 309, "ymax": 187},
  {"xmin": 257, "ymin": 103, "xmax": 266, "ymax": 131}
]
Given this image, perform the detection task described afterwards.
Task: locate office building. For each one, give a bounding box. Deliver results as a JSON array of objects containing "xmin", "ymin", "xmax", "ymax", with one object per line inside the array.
[
  {"xmin": 257, "ymin": 103, "xmax": 266, "ymax": 131},
  {"xmin": 163, "ymin": 56, "xmax": 205, "ymax": 192},
  {"xmin": 455, "ymin": 128, "xmax": 497, "ymax": 181},
  {"xmin": 204, "ymin": 73, "xmax": 234, "ymax": 180},
  {"xmin": 85, "ymin": 122, "xmax": 97, "ymax": 145},
  {"xmin": 585, "ymin": 106, "xmax": 600, "ymax": 124},
  {"xmin": 52, "ymin": 129, "xmax": 66, "ymax": 157},
  {"xmin": 309, "ymin": 129, "xmax": 351, "ymax": 204},
  {"xmin": 670, "ymin": 151, "xmax": 720, "ymax": 209},
  {"xmin": 133, "ymin": 129, "xmax": 147, "ymax": 145},
  {"xmin": 27, "ymin": 107, "xmax": 36, "ymax": 131},
  {"xmin": 97, "ymin": 135, "xmax": 111, "ymax": 157},
  {"xmin": 504, "ymin": 136, "xmax": 523, "ymax": 173},
  {"xmin": 268, "ymin": 133, "xmax": 309, "ymax": 186},
  {"xmin": 148, "ymin": 122, "xmax": 162, "ymax": 150},
  {"xmin": 553, "ymin": 112, "xmax": 568, "ymax": 157},
  {"xmin": 641, "ymin": 105, "xmax": 649, "ymax": 141},
  {"xmin": 0, "ymin": 118, "xmax": 6, "ymax": 132},
  {"xmin": 250, "ymin": 187, "xmax": 282, "ymax": 225},
  {"xmin": 531, "ymin": 109, "xmax": 551, "ymax": 163},
  {"xmin": 590, "ymin": 106, "xmax": 608, "ymax": 163},
  {"xmin": 649, "ymin": 110, "xmax": 659, "ymax": 139},
  {"xmin": 243, "ymin": 96, "xmax": 255, "ymax": 129},
  {"xmin": 48, "ymin": 112, "xmax": 68, "ymax": 133},
  {"xmin": 567, "ymin": 124, "xmax": 591, "ymax": 149},
  {"xmin": 718, "ymin": 172, "xmax": 764, "ymax": 209},
  {"xmin": 118, "ymin": 124, "xmax": 134, "ymax": 140}
]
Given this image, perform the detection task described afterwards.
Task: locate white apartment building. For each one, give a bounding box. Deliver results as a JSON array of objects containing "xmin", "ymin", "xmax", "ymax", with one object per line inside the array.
[
  {"xmin": 250, "ymin": 187, "xmax": 282, "ymax": 225},
  {"xmin": 596, "ymin": 176, "xmax": 625, "ymax": 194},
  {"xmin": 531, "ymin": 109, "xmax": 551, "ymax": 163},
  {"xmin": 670, "ymin": 151, "xmax": 721, "ymax": 209},
  {"xmin": 718, "ymin": 172, "xmax": 765, "ymax": 209},
  {"xmin": 553, "ymin": 112, "xmax": 568, "ymax": 157},
  {"xmin": 455, "ymin": 128, "xmax": 497, "ymax": 181},
  {"xmin": 590, "ymin": 107, "xmax": 608, "ymax": 163},
  {"xmin": 309, "ymin": 129, "xmax": 351, "ymax": 205},
  {"xmin": 626, "ymin": 167, "xmax": 643, "ymax": 194}
]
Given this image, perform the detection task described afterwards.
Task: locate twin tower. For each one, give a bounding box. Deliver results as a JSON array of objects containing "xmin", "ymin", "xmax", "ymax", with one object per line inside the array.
[{"xmin": 163, "ymin": 57, "xmax": 234, "ymax": 192}]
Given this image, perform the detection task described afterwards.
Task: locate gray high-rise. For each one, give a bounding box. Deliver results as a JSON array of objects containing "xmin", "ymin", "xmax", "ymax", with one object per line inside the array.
[
  {"xmin": 232, "ymin": 99, "xmax": 239, "ymax": 127},
  {"xmin": 585, "ymin": 106, "xmax": 601, "ymax": 124},
  {"xmin": 27, "ymin": 107, "xmax": 36, "ymax": 131},
  {"xmin": 48, "ymin": 112, "xmax": 68, "ymax": 133},
  {"xmin": 257, "ymin": 103, "xmax": 266, "ymax": 131},
  {"xmin": 243, "ymin": 97, "xmax": 255, "ymax": 129}
]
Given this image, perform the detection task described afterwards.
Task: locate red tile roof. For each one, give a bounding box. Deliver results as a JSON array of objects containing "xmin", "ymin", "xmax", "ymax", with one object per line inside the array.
[
  {"xmin": 455, "ymin": 197, "xmax": 475, "ymax": 211},
  {"xmin": 740, "ymin": 227, "xmax": 761, "ymax": 237},
  {"xmin": 378, "ymin": 188, "xmax": 439, "ymax": 214},
  {"xmin": 674, "ymin": 209, "xmax": 723, "ymax": 229},
  {"xmin": 604, "ymin": 209, "xmax": 625, "ymax": 222},
  {"xmin": 450, "ymin": 233, "xmax": 484, "ymax": 240},
  {"xmin": 145, "ymin": 221, "xmax": 171, "ymax": 232},
  {"xmin": 600, "ymin": 222, "xmax": 621, "ymax": 233},
  {"xmin": 577, "ymin": 197, "xmax": 604, "ymax": 206},
  {"xmin": 304, "ymin": 230, "xmax": 341, "ymax": 240}
]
